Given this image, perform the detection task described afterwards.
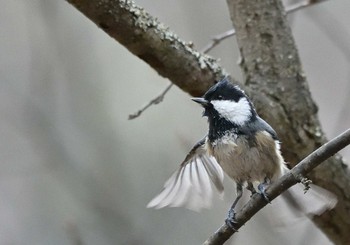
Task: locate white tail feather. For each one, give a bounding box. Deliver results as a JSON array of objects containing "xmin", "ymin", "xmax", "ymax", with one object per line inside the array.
[{"xmin": 284, "ymin": 183, "xmax": 337, "ymax": 215}]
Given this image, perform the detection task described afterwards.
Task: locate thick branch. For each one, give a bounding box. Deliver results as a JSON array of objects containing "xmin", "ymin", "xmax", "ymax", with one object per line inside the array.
[
  {"xmin": 201, "ymin": 0, "xmax": 329, "ymax": 54},
  {"xmin": 66, "ymin": 0, "xmax": 229, "ymax": 96},
  {"xmin": 66, "ymin": 1, "xmax": 350, "ymax": 244},
  {"xmin": 203, "ymin": 128, "xmax": 350, "ymax": 245},
  {"xmin": 226, "ymin": 0, "xmax": 350, "ymax": 244},
  {"xmin": 129, "ymin": 0, "xmax": 329, "ymax": 119}
]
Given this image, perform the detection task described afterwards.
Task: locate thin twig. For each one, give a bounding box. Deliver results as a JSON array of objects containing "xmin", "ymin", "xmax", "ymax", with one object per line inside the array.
[
  {"xmin": 201, "ymin": 29, "xmax": 236, "ymax": 54},
  {"xmin": 128, "ymin": 0, "xmax": 328, "ymax": 119},
  {"xmin": 286, "ymin": 0, "xmax": 328, "ymax": 14},
  {"xmin": 201, "ymin": 0, "xmax": 329, "ymax": 54},
  {"xmin": 128, "ymin": 83, "xmax": 173, "ymax": 120},
  {"xmin": 203, "ymin": 128, "xmax": 350, "ymax": 245},
  {"xmin": 128, "ymin": 0, "xmax": 328, "ymax": 120}
]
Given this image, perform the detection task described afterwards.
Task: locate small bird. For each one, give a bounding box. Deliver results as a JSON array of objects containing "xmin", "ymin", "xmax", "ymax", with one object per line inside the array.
[{"xmin": 147, "ymin": 77, "xmax": 336, "ymax": 227}]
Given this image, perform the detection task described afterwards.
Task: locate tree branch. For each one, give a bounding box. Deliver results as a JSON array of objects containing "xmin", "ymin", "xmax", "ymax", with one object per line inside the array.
[
  {"xmin": 66, "ymin": 0, "xmax": 230, "ymax": 97},
  {"xmin": 128, "ymin": 0, "xmax": 330, "ymax": 119},
  {"xmin": 128, "ymin": 83, "xmax": 173, "ymax": 119},
  {"xmin": 201, "ymin": 0, "xmax": 329, "ymax": 54},
  {"xmin": 66, "ymin": 1, "xmax": 350, "ymax": 244},
  {"xmin": 225, "ymin": 0, "xmax": 350, "ymax": 243},
  {"xmin": 203, "ymin": 128, "xmax": 350, "ymax": 245}
]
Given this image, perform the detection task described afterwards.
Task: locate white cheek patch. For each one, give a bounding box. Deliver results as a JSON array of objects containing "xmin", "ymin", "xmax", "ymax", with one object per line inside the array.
[{"xmin": 211, "ymin": 97, "xmax": 251, "ymax": 125}]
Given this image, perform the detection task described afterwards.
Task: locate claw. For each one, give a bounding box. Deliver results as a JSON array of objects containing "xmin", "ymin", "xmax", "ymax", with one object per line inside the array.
[
  {"xmin": 225, "ymin": 183, "xmax": 243, "ymax": 231},
  {"xmin": 258, "ymin": 182, "xmax": 271, "ymax": 203},
  {"xmin": 300, "ymin": 177, "xmax": 312, "ymax": 193},
  {"xmin": 225, "ymin": 208, "xmax": 238, "ymax": 231}
]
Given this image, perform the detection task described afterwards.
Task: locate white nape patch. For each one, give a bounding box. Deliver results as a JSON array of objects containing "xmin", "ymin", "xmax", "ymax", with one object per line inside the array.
[{"xmin": 211, "ymin": 97, "xmax": 251, "ymax": 125}]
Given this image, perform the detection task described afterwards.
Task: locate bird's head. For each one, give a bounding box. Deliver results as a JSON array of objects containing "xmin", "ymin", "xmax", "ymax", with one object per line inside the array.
[{"xmin": 192, "ymin": 78, "xmax": 256, "ymax": 127}]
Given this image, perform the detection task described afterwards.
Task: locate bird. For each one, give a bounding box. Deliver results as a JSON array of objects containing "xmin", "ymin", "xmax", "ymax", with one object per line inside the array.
[{"xmin": 147, "ymin": 77, "xmax": 336, "ymax": 227}]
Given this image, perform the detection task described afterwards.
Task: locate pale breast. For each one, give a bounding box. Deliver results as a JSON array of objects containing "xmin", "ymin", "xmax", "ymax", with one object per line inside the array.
[{"xmin": 208, "ymin": 131, "xmax": 284, "ymax": 184}]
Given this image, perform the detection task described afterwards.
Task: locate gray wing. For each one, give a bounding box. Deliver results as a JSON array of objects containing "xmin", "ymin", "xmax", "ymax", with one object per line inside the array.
[
  {"xmin": 147, "ymin": 137, "xmax": 224, "ymax": 212},
  {"xmin": 241, "ymin": 116, "xmax": 279, "ymax": 140},
  {"xmin": 255, "ymin": 116, "xmax": 278, "ymax": 140}
]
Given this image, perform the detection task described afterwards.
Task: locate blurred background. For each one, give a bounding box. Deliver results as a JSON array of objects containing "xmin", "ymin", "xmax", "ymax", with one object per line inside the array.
[{"xmin": 0, "ymin": 0, "xmax": 349, "ymax": 244}]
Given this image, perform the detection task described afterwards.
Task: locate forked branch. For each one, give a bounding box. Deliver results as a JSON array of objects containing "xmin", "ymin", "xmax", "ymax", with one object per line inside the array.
[{"xmin": 203, "ymin": 128, "xmax": 350, "ymax": 245}]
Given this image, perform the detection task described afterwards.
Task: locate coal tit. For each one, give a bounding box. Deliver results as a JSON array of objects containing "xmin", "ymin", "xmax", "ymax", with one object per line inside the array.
[{"xmin": 148, "ymin": 78, "xmax": 336, "ymax": 226}]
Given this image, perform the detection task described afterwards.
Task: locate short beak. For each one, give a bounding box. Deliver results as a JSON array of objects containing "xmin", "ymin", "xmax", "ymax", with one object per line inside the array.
[{"xmin": 191, "ymin": 97, "xmax": 209, "ymax": 106}]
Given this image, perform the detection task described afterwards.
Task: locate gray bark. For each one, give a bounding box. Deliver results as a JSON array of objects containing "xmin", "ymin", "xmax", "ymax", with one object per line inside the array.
[
  {"xmin": 66, "ymin": 0, "xmax": 350, "ymax": 244},
  {"xmin": 66, "ymin": 0, "xmax": 229, "ymax": 96},
  {"xmin": 203, "ymin": 128, "xmax": 350, "ymax": 244},
  {"xmin": 226, "ymin": 0, "xmax": 350, "ymax": 244}
]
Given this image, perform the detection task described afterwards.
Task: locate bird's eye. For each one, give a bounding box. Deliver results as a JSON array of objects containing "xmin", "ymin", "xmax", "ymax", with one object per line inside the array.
[{"xmin": 217, "ymin": 95, "xmax": 223, "ymax": 100}]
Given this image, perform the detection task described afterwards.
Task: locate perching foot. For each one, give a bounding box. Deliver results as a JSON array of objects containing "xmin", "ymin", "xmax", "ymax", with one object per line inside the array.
[
  {"xmin": 225, "ymin": 208, "xmax": 238, "ymax": 231},
  {"xmin": 300, "ymin": 177, "xmax": 312, "ymax": 193},
  {"xmin": 258, "ymin": 182, "xmax": 271, "ymax": 203}
]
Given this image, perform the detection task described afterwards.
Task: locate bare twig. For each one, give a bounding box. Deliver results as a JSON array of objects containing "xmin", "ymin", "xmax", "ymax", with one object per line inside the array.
[
  {"xmin": 129, "ymin": 15, "xmax": 232, "ymax": 120},
  {"xmin": 67, "ymin": 0, "xmax": 226, "ymax": 98},
  {"xmin": 127, "ymin": 0, "xmax": 329, "ymax": 119},
  {"xmin": 305, "ymin": 7, "xmax": 350, "ymax": 132},
  {"xmin": 286, "ymin": 0, "xmax": 328, "ymax": 14},
  {"xmin": 201, "ymin": 0, "xmax": 329, "ymax": 54},
  {"xmin": 128, "ymin": 83, "xmax": 173, "ymax": 120},
  {"xmin": 201, "ymin": 29, "xmax": 236, "ymax": 54},
  {"xmin": 66, "ymin": 2, "xmax": 350, "ymax": 243},
  {"xmin": 203, "ymin": 128, "xmax": 350, "ymax": 245}
]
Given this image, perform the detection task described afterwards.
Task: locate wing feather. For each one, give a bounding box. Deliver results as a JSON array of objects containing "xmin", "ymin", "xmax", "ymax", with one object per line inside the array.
[
  {"xmin": 147, "ymin": 137, "xmax": 224, "ymax": 212},
  {"xmin": 201, "ymin": 155, "xmax": 224, "ymax": 192}
]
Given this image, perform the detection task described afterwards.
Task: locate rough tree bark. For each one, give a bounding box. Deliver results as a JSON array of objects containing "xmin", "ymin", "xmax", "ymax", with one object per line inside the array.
[
  {"xmin": 203, "ymin": 128, "xmax": 350, "ymax": 244},
  {"xmin": 66, "ymin": 0, "xmax": 350, "ymax": 244},
  {"xmin": 226, "ymin": 1, "xmax": 350, "ymax": 244},
  {"xmin": 66, "ymin": 0, "xmax": 228, "ymax": 96}
]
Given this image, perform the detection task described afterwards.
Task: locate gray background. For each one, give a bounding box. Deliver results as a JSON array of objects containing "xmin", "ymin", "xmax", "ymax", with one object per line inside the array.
[{"xmin": 0, "ymin": 0, "xmax": 349, "ymax": 244}]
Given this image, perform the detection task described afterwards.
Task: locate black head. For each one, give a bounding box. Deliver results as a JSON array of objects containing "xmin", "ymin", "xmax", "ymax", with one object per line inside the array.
[
  {"xmin": 202, "ymin": 78, "xmax": 246, "ymax": 103},
  {"xmin": 192, "ymin": 78, "xmax": 257, "ymax": 138}
]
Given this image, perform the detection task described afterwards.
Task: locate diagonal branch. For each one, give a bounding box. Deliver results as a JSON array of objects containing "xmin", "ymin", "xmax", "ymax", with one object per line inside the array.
[
  {"xmin": 225, "ymin": 0, "xmax": 350, "ymax": 243},
  {"xmin": 128, "ymin": 0, "xmax": 330, "ymax": 120},
  {"xmin": 203, "ymin": 128, "xmax": 350, "ymax": 245},
  {"xmin": 128, "ymin": 83, "xmax": 173, "ymax": 119},
  {"xmin": 66, "ymin": 1, "xmax": 350, "ymax": 244},
  {"xmin": 66, "ymin": 0, "xmax": 230, "ymax": 97}
]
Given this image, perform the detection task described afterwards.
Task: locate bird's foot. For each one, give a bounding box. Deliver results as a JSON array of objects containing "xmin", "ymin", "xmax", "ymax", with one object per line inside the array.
[
  {"xmin": 225, "ymin": 208, "xmax": 238, "ymax": 231},
  {"xmin": 300, "ymin": 177, "xmax": 312, "ymax": 193},
  {"xmin": 258, "ymin": 182, "xmax": 271, "ymax": 203}
]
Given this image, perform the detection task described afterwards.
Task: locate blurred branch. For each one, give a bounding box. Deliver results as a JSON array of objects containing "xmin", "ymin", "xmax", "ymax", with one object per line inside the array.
[
  {"xmin": 128, "ymin": 83, "xmax": 173, "ymax": 119},
  {"xmin": 286, "ymin": 0, "xmax": 328, "ymax": 14},
  {"xmin": 69, "ymin": 0, "xmax": 328, "ymax": 120},
  {"xmin": 225, "ymin": 0, "xmax": 350, "ymax": 244},
  {"xmin": 201, "ymin": 29, "xmax": 236, "ymax": 55},
  {"xmin": 203, "ymin": 128, "xmax": 350, "ymax": 245},
  {"xmin": 66, "ymin": 0, "xmax": 350, "ymax": 244},
  {"xmin": 201, "ymin": 0, "xmax": 329, "ymax": 54},
  {"xmin": 129, "ymin": 19, "xmax": 234, "ymax": 120},
  {"xmin": 305, "ymin": 7, "xmax": 350, "ymax": 131}
]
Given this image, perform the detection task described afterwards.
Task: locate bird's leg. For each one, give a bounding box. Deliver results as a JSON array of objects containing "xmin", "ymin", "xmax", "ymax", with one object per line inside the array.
[
  {"xmin": 258, "ymin": 177, "xmax": 271, "ymax": 203},
  {"xmin": 298, "ymin": 176, "xmax": 312, "ymax": 193},
  {"xmin": 226, "ymin": 183, "xmax": 243, "ymax": 230},
  {"xmin": 247, "ymin": 181, "xmax": 257, "ymax": 197}
]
